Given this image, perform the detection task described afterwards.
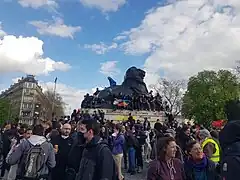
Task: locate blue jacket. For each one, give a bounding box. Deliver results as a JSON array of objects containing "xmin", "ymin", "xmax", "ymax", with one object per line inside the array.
[{"xmin": 112, "ymin": 134, "xmax": 125, "ymax": 155}]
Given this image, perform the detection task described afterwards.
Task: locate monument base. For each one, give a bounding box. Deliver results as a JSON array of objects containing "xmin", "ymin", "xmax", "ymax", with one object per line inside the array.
[{"xmin": 82, "ymin": 109, "xmax": 166, "ymax": 123}]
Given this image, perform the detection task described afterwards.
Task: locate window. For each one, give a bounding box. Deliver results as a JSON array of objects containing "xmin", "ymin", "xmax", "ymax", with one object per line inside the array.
[
  {"xmin": 23, "ymin": 103, "xmax": 27, "ymax": 108},
  {"xmin": 22, "ymin": 111, "xmax": 30, "ymax": 117},
  {"xmin": 28, "ymin": 83, "xmax": 32, "ymax": 88},
  {"xmin": 25, "ymin": 89, "xmax": 30, "ymax": 94},
  {"xmin": 23, "ymin": 96, "xmax": 33, "ymax": 102},
  {"xmin": 28, "ymin": 103, "xmax": 33, "ymax": 108},
  {"xmin": 25, "ymin": 82, "xmax": 34, "ymax": 88}
]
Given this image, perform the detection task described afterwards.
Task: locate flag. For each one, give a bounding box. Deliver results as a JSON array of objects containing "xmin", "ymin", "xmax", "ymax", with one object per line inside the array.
[
  {"xmin": 54, "ymin": 77, "xmax": 57, "ymax": 83},
  {"xmin": 113, "ymin": 99, "xmax": 130, "ymax": 107}
]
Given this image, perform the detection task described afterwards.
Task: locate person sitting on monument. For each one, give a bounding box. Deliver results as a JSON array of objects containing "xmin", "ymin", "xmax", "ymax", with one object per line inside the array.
[
  {"xmin": 154, "ymin": 93, "xmax": 163, "ymax": 111},
  {"xmin": 93, "ymin": 88, "xmax": 100, "ymax": 96},
  {"xmin": 148, "ymin": 91, "xmax": 155, "ymax": 111},
  {"xmin": 142, "ymin": 95, "xmax": 150, "ymax": 111}
]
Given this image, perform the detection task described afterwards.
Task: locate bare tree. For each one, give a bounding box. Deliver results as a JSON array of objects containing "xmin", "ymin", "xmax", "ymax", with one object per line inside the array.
[
  {"xmin": 44, "ymin": 90, "xmax": 65, "ymax": 118},
  {"xmin": 151, "ymin": 78, "xmax": 185, "ymax": 117}
]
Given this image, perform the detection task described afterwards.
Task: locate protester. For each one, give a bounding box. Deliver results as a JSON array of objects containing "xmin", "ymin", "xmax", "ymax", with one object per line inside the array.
[
  {"xmin": 112, "ymin": 124, "xmax": 125, "ymax": 180},
  {"xmin": 7, "ymin": 127, "xmax": 26, "ymax": 180},
  {"xmin": 185, "ymin": 140, "xmax": 220, "ymax": 180},
  {"xmin": 135, "ymin": 125, "xmax": 146, "ymax": 173},
  {"xmin": 199, "ymin": 129, "xmax": 220, "ymax": 164},
  {"xmin": 51, "ymin": 123, "xmax": 73, "ymax": 180},
  {"xmin": 219, "ymin": 100, "xmax": 240, "ymax": 180},
  {"xmin": 66, "ymin": 121, "xmax": 86, "ymax": 180},
  {"xmin": 75, "ymin": 119, "xmax": 117, "ymax": 180},
  {"xmin": 147, "ymin": 137, "xmax": 185, "ymax": 180},
  {"xmin": 176, "ymin": 125, "xmax": 192, "ymax": 156},
  {"xmin": 1, "ymin": 124, "xmax": 12, "ymax": 177},
  {"xmin": 125, "ymin": 126, "xmax": 138, "ymax": 175},
  {"xmin": 6, "ymin": 124, "xmax": 56, "ymax": 180}
]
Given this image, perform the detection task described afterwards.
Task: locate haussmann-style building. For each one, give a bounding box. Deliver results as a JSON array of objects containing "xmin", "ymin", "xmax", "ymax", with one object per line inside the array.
[{"xmin": 0, "ymin": 75, "xmax": 52, "ymax": 125}]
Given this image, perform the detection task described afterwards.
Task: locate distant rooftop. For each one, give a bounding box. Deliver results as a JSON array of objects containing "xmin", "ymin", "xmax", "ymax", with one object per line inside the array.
[{"xmin": 0, "ymin": 75, "xmax": 42, "ymax": 96}]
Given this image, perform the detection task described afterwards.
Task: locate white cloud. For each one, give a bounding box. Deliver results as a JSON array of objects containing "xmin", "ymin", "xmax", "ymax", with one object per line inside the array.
[
  {"xmin": 113, "ymin": 35, "xmax": 126, "ymax": 41},
  {"xmin": 0, "ymin": 22, "xmax": 7, "ymax": 37},
  {"xmin": 0, "ymin": 35, "xmax": 70, "ymax": 75},
  {"xmin": 40, "ymin": 81, "xmax": 89, "ymax": 114},
  {"xmin": 80, "ymin": 0, "xmax": 126, "ymax": 12},
  {"xmin": 0, "ymin": 84, "xmax": 7, "ymax": 94},
  {"xmin": 12, "ymin": 77, "xmax": 22, "ymax": 83},
  {"xmin": 84, "ymin": 42, "xmax": 118, "ymax": 54},
  {"xmin": 100, "ymin": 61, "xmax": 120, "ymax": 76},
  {"xmin": 29, "ymin": 18, "xmax": 81, "ymax": 38},
  {"xmin": 121, "ymin": 0, "xmax": 240, "ymax": 84},
  {"xmin": 18, "ymin": 0, "xmax": 58, "ymax": 9}
]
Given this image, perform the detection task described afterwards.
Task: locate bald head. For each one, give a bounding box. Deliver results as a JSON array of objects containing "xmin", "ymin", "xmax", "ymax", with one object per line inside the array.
[{"xmin": 62, "ymin": 123, "xmax": 71, "ymax": 136}]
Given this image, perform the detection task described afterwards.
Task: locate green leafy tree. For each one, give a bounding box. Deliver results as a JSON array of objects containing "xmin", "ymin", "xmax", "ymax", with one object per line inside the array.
[
  {"xmin": 0, "ymin": 99, "xmax": 10, "ymax": 125},
  {"xmin": 182, "ymin": 70, "xmax": 240, "ymax": 127}
]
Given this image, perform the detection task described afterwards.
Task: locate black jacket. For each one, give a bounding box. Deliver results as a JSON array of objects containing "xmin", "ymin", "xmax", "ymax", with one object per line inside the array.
[
  {"xmin": 51, "ymin": 135, "xmax": 73, "ymax": 180},
  {"xmin": 2, "ymin": 130, "xmax": 11, "ymax": 157},
  {"xmin": 67, "ymin": 132, "xmax": 85, "ymax": 171},
  {"xmin": 220, "ymin": 120, "xmax": 240, "ymax": 180},
  {"xmin": 66, "ymin": 132, "xmax": 85, "ymax": 180},
  {"xmin": 75, "ymin": 136, "xmax": 116, "ymax": 180}
]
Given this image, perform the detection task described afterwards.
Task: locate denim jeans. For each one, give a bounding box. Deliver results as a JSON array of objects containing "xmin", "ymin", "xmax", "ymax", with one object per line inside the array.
[{"xmin": 128, "ymin": 147, "xmax": 136, "ymax": 172}]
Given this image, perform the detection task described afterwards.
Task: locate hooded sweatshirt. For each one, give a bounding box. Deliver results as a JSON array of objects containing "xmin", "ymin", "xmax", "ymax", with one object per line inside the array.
[{"xmin": 6, "ymin": 135, "xmax": 56, "ymax": 177}]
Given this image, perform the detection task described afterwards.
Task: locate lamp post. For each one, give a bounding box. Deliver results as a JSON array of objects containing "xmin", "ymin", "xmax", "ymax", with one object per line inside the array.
[{"xmin": 52, "ymin": 77, "xmax": 57, "ymax": 121}]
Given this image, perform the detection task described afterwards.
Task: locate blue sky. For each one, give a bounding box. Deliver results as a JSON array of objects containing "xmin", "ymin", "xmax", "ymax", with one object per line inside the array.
[
  {"xmin": 0, "ymin": 0, "xmax": 160, "ymax": 89},
  {"xmin": 0, "ymin": 0, "xmax": 239, "ymax": 111}
]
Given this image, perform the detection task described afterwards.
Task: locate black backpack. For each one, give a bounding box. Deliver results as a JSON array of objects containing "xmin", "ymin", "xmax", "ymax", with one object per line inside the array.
[
  {"xmin": 96, "ymin": 143, "xmax": 119, "ymax": 180},
  {"xmin": 23, "ymin": 141, "xmax": 46, "ymax": 179}
]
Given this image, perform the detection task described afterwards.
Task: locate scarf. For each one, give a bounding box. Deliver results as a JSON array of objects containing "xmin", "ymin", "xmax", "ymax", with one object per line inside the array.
[
  {"xmin": 167, "ymin": 159, "xmax": 177, "ymax": 180},
  {"xmin": 188, "ymin": 155, "xmax": 208, "ymax": 172}
]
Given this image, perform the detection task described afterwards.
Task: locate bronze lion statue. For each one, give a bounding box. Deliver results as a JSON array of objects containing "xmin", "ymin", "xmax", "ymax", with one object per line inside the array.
[{"xmin": 98, "ymin": 66, "xmax": 148, "ymax": 99}]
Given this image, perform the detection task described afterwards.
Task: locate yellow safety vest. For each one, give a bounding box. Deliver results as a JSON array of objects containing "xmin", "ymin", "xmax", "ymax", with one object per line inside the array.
[{"xmin": 202, "ymin": 138, "xmax": 220, "ymax": 163}]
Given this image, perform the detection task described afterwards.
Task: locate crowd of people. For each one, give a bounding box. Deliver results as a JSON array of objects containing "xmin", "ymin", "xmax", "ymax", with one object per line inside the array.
[
  {"xmin": 82, "ymin": 89, "xmax": 168, "ymax": 111},
  {"xmin": 0, "ymin": 99, "xmax": 239, "ymax": 180}
]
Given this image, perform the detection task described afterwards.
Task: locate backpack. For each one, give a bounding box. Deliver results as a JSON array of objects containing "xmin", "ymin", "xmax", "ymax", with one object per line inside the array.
[
  {"xmin": 96, "ymin": 142, "xmax": 119, "ymax": 180},
  {"xmin": 23, "ymin": 141, "xmax": 46, "ymax": 179}
]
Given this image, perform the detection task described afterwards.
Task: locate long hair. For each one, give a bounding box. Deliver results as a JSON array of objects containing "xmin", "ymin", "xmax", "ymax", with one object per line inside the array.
[{"xmin": 156, "ymin": 137, "xmax": 176, "ymax": 160}]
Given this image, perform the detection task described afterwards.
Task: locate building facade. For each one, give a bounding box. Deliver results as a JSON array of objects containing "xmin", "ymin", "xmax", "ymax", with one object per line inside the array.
[{"xmin": 0, "ymin": 75, "xmax": 51, "ymax": 125}]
